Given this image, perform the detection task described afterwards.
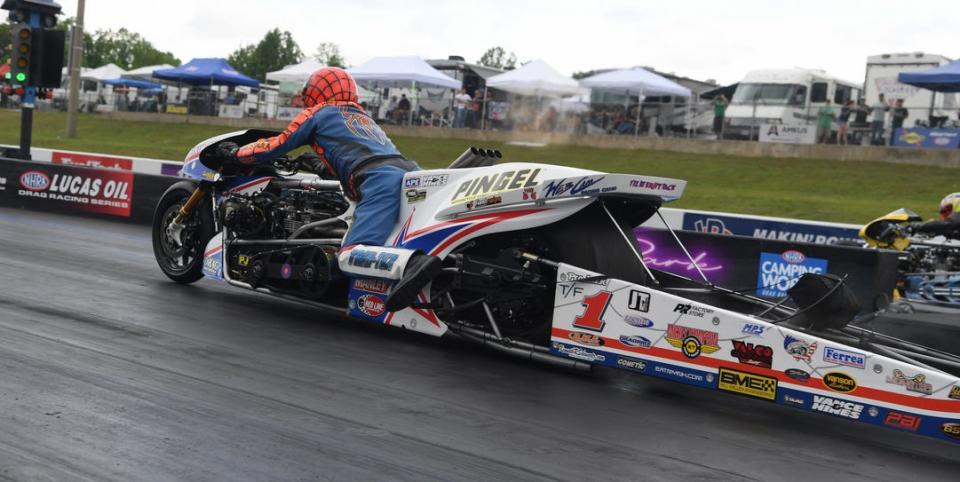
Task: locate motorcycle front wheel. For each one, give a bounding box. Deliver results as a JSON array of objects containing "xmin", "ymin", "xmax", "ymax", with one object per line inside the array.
[{"xmin": 151, "ymin": 181, "xmax": 215, "ymax": 284}]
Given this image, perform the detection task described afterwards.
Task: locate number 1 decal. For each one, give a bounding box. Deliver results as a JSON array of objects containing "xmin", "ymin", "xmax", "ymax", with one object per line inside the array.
[{"xmin": 573, "ymin": 291, "xmax": 612, "ymax": 332}]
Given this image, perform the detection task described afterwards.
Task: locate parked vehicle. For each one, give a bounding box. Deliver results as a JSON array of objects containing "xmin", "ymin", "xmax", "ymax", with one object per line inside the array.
[
  {"xmin": 725, "ymin": 69, "xmax": 861, "ymax": 140},
  {"xmin": 864, "ymin": 52, "xmax": 959, "ymax": 128},
  {"xmin": 153, "ymin": 130, "xmax": 960, "ymax": 444}
]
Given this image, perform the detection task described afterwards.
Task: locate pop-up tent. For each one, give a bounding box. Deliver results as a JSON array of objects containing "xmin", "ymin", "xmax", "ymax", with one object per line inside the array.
[
  {"xmin": 266, "ymin": 58, "xmax": 325, "ymax": 84},
  {"xmin": 348, "ymin": 56, "xmax": 461, "ymax": 123},
  {"xmin": 899, "ymin": 60, "xmax": 960, "ymax": 92},
  {"xmin": 81, "ymin": 63, "xmax": 128, "ymax": 82},
  {"xmin": 153, "ymin": 58, "xmax": 259, "ymax": 88},
  {"xmin": 485, "ymin": 60, "xmax": 581, "ymax": 97},
  {"xmin": 122, "ymin": 64, "xmax": 174, "ymax": 81},
  {"xmin": 101, "ymin": 78, "xmax": 163, "ymax": 90},
  {"xmin": 580, "ymin": 67, "xmax": 692, "ymax": 134}
]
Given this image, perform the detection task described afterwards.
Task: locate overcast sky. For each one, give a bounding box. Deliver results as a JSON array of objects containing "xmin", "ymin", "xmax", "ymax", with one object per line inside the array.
[{"xmin": 59, "ymin": 0, "xmax": 956, "ymax": 85}]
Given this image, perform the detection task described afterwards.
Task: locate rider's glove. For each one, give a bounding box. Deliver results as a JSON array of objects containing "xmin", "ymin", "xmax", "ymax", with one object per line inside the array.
[{"xmin": 215, "ymin": 142, "xmax": 239, "ymax": 161}]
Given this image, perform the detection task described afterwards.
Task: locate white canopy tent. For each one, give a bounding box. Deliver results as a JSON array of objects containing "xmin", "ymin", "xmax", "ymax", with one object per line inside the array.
[
  {"xmin": 266, "ymin": 58, "xmax": 326, "ymax": 84},
  {"xmin": 122, "ymin": 64, "xmax": 174, "ymax": 81},
  {"xmin": 81, "ymin": 63, "xmax": 128, "ymax": 82},
  {"xmin": 485, "ymin": 60, "xmax": 581, "ymax": 97},
  {"xmin": 348, "ymin": 56, "xmax": 461, "ymax": 123},
  {"xmin": 580, "ymin": 67, "xmax": 692, "ymax": 135}
]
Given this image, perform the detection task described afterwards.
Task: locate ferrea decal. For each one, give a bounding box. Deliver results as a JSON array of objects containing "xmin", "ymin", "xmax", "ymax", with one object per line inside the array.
[
  {"xmin": 451, "ymin": 168, "xmax": 541, "ymax": 204},
  {"xmin": 16, "ymin": 168, "xmax": 134, "ymax": 217},
  {"xmin": 718, "ymin": 367, "xmax": 777, "ymax": 401},
  {"xmin": 822, "ymin": 346, "xmax": 866, "ymax": 369},
  {"xmin": 822, "ymin": 372, "xmax": 857, "ymax": 393},
  {"xmin": 756, "ymin": 250, "xmax": 828, "ymax": 298},
  {"xmin": 811, "ymin": 395, "xmax": 863, "ymax": 419},
  {"xmin": 730, "ymin": 341, "xmax": 773, "ymax": 368},
  {"xmin": 357, "ymin": 294, "xmax": 386, "ymax": 317},
  {"xmin": 665, "ymin": 324, "xmax": 719, "ymax": 359},
  {"xmin": 348, "ymin": 249, "xmax": 399, "ymax": 271}
]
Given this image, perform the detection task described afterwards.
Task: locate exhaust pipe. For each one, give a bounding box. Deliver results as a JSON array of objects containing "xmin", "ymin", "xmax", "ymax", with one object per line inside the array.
[{"xmin": 449, "ymin": 324, "xmax": 593, "ymax": 371}]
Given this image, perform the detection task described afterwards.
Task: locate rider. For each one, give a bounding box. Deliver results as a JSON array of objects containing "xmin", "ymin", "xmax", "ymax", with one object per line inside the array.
[
  {"xmin": 908, "ymin": 192, "xmax": 960, "ymax": 239},
  {"xmin": 216, "ymin": 67, "xmax": 441, "ymax": 312}
]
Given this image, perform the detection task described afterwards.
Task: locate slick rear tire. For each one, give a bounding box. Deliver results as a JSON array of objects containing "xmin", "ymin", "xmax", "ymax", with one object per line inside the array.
[{"xmin": 152, "ymin": 181, "xmax": 215, "ymax": 284}]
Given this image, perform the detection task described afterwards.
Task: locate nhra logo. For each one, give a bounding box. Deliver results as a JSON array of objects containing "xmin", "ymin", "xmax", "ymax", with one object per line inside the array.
[
  {"xmin": 822, "ymin": 372, "xmax": 857, "ymax": 393},
  {"xmin": 357, "ymin": 294, "xmax": 386, "ymax": 317},
  {"xmin": 812, "ymin": 395, "xmax": 863, "ymax": 420},
  {"xmin": 730, "ymin": 341, "xmax": 773, "ymax": 369},
  {"xmin": 19, "ymin": 171, "xmax": 51, "ymax": 191},
  {"xmin": 783, "ymin": 335, "xmax": 817, "ymax": 363},
  {"xmin": 780, "ymin": 250, "xmax": 805, "ymax": 264},
  {"xmin": 718, "ymin": 367, "xmax": 777, "ymax": 401}
]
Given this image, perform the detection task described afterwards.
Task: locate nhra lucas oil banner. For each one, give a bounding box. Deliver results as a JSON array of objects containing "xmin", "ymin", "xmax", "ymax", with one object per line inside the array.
[{"xmin": 1, "ymin": 159, "xmax": 134, "ymax": 217}]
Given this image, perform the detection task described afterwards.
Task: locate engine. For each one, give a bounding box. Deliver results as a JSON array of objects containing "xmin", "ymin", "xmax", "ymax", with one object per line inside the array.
[{"xmin": 220, "ymin": 187, "xmax": 350, "ymax": 301}]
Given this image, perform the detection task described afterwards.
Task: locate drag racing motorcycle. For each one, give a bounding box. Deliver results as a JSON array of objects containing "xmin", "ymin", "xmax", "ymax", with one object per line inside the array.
[
  {"xmin": 860, "ymin": 209, "xmax": 960, "ymax": 312},
  {"xmin": 154, "ymin": 129, "xmax": 960, "ymax": 444}
]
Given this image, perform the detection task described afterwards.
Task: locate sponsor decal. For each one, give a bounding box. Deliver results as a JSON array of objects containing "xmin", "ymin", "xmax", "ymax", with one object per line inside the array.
[
  {"xmin": 718, "ymin": 367, "xmax": 777, "ymax": 401},
  {"xmin": 672, "ymin": 303, "xmax": 714, "ymax": 318},
  {"xmin": 811, "ymin": 395, "xmax": 863, "ymax": 420},
  {"xmin": 653, "ymin": 365, "xmax": 713, "ymax": 385},
  {"xmin": 783, "ymin": 335, "xmax": 817, "ymax": 363},
  {"xmin": 357, "ymin": 294, "xmax": 386, "ymax": 317},
  {"xmin": 17, "ymin": 169, "xmax": 134, "ymax": 217},
  {"xmin": 741, "ymin": 323, "xmax": 766, "ymax": 336},
  {"xmin": 451, "ymin": 168, "xmax": 541, "ymax": 203},
  {"xmin": 885, "ymin": 369, "xmax": 933, "ymax": 395},
  {"xmin": 665, "ymin": 324, "xmax": 720, "ymax": 359},
  {"xmin": 558, "ymin": 271, "xmax": 609, "ymax": 286},
  {"xmin": 757, "ymin": 251, "xmax": 828, "ymax": 298},
  {"xmin": 617, "ymin": 356, "xmax": 647, "ymax": 372},
  {"xmin": 627, "ymin": 289, "xmax": 650, "ymax": 312},
  {"xmin": 353, "ymin": 278, "xmax": 391, "ymax": 294},
  {"xmin": 404, "ymin": 177, "xmax": 421, "ymax": 188},
  {"xmin": 202, "ymin": 255, "xmax": 221, "ymax": 276},
  {"xmin": 633, "ymin": 236, "xmax": 725, "ymax": 274},
  {"xmin": 347, "ymin": 249, "xmax": 399, "ymax": 271},
  {"xmin": 730, "ymin": 341, "xmax": 773, "ymax": 369},
  {"xmin": 950, "ymin": 386, "xmax": 960, "ymax": 400},
  {"xmin": 420, "ymin": 174, "xmax": 449, "ymax": 187},
  {"xmin": 884, "ymin": 411, "xmax": 921, "ymax": 432},
  {"xmin": 822, "ymin": 346, "xmax": 866, "ymax": 369},
  {"xmin": 682, "ymin": 213, "xmax": 860, "ymax": 245},
  {"xmin": 629, "ymin": 179, "xmax": 677, "ymax": 191},
  {"xmin": 568, "ymin": 332, "xmax": 604, "ymax": 347},
  {"xmin": 822, "ymin": 372, "xmax": 857, "ymax": 393},
  {"xmin": 785, "ymin": 368, "xmax": 810, "ymax": 382},
  {"xmin": 405, "ymin": 189, "xmax": 426, "ymax": 203},
  {"xmin": 619, "ymin": 335, "xmax": 652, "ymax": 348},
  {"xmin": 623, "ymin": 315, "xmax": 654, "ymax": 329},
  {"xmin": 51, "ymin": 151, "xmax": 133, "ymax": 171},
  {"xmin": 522, "ymin": 187, "xmax": 537, "ymax": 200},
  {"xmin": 553, "ymin": 343, "xmax": 606, "ymax": 362},
  {"xmin": 465, "ymin": 194, "xmax": 501, "ymax": 210},
  {"xmin": 782, "ymin": 393, "xmax": 807, "ymax": 406},
  {"xmin": 942, "ymin": 423, "xmax": 960, "ymax": 440},
  {"xmin": 19, "ymin": 171, "xmax": 50, "ymax": 191},
  {"xmin": 541, "ymin": 176, "xmax": 605, "ymax": 198},
  {"xmin": 558, "ymin": 284, "xmax": 584, "ymax": 299}
]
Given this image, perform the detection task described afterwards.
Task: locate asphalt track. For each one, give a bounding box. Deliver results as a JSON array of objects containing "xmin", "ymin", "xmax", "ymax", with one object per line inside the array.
[{"xmin": 0, "ymin": 206, "xmax": 957, "ymax": 482}]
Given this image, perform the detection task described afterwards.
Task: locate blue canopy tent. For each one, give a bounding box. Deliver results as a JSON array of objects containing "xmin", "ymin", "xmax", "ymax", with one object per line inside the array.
[
  {"xmin": 152, "ymin": 58, "xmax": 259, "ymax": 88},
  {"xmin": 101, "ymin": 78, "xmax": 163, "ymax": 90},
  {"xmin": 899, "ymin": 60, "xmax": 960, "ymax": 93}
]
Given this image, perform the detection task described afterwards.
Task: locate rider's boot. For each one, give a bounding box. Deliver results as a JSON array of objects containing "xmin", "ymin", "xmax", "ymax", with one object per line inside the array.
[{"xmin": 337, "ymin": 245, "xmax": 442, "ymax": 312}]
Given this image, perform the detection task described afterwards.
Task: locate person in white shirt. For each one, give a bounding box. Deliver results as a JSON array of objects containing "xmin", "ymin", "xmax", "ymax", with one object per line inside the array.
[
  {"xmin": 870, "ymin": 94, "xmax": 890, "ymax": 145},
  {"xmin": 453, "ymin": 89, "xmax": 472, "ymax": 128}
]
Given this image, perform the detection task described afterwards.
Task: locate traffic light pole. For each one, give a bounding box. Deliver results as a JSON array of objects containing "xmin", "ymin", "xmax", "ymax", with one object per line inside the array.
[{"xmin": 12, "ymin": 11, "xmax": 41, "ymax": 160}]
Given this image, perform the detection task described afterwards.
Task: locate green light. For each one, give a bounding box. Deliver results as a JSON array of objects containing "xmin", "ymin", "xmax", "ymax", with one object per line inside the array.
[
  {"xmin": 15, "ymin": 72, "xmax": 26, "ymax": 82},
  {"xmin": 3, "ymin": 72, "xmax": 10, "ymax": 80}
]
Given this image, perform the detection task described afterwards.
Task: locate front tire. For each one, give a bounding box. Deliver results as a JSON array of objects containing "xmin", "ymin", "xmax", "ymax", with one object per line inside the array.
[{"xmin": 152, "ymin": 181, "xmax": 215, "ymax": 284}]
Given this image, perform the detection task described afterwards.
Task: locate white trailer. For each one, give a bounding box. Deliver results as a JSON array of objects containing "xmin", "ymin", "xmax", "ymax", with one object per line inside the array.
[
  {"xmin": 724, "ymin": 69, "xmax": 861, "ymax": 139},
  {"xmin": 864, "ymin": 52, "xmax": 958, "ymax": 128}
]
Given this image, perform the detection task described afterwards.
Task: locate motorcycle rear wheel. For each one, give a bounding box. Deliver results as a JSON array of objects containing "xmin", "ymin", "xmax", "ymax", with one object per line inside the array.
[{"xmin": 152, "ymin": 182, "xmax": 215, "ymax": 284}]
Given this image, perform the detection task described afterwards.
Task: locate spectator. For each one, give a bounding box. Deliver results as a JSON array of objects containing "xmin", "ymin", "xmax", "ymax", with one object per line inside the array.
[
  {"xmin": 453, "ymin": 89, "xmax": 471, "ymax": 128},
  {"xmin": 890, "ymin": 99, "xmax": 908, "ymax": 146},
  {"xmin": 870, "ymin": 93, "xmax": 890, "ymax": 145},
  {"xmin": 385, "ymin": 95, "xmax": 398, "ymax": 119},
  {"xmin": 837, "ymin": 100, "xmax": 854, "ymax": 145},
  {"xmin": 816, "ymin": 99, "xmax": 835, "ymax": 144},
  {"xmin": 713, "ymin": 95, "xmax": 728, "ymax": 138},
  {"xmin": 394, "ymin": 94, "xmax": 411, "ymax": 124}
]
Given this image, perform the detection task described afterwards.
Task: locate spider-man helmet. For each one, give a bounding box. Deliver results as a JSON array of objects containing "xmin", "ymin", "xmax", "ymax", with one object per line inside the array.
[
  {"xmin": 939, "ymin": 192, "xmax": 960, "ymax": 220},
  {"xmin": 302, "ymin": 67, "xmax": 358, "ymax": 107}
]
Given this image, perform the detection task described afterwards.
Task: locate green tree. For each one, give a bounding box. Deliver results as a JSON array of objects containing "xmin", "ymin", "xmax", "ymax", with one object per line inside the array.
[
  {"xmin": 81, "ymin": 27, "xmax": 180, "ymax": 69},
  {"xmin": 314, "ymin": 42, "xmax": 345, "ymax": 68},
  {"xmin": 478, "ymin": 46, "xmax": 517, "ymax": 70},
  {"xmin": 228, "ymin": 28, "xmax": 302, "ymax": 81}
]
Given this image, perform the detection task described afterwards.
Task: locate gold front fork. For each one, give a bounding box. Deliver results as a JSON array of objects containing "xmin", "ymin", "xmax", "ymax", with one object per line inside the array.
[{"xmin": 173, "ymin": 184, "xmax": 210, "ymax": 224}]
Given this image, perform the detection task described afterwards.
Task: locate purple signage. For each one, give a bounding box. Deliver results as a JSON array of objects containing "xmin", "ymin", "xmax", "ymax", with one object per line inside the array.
[{"xmin": 634, "ymin": 227, "xmax": 727, "ymax": 281}]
